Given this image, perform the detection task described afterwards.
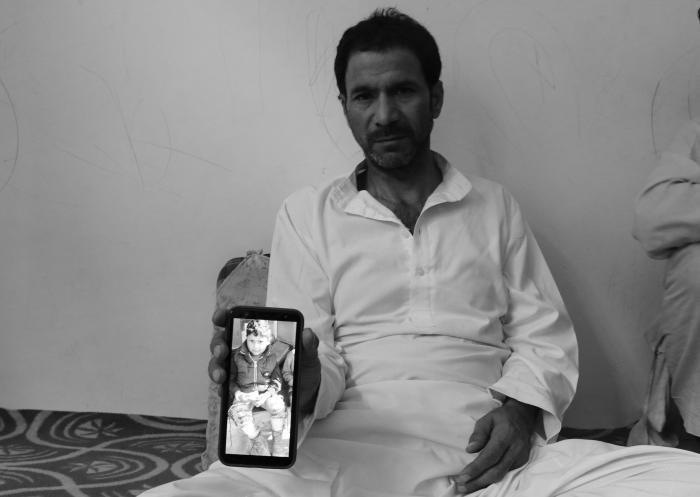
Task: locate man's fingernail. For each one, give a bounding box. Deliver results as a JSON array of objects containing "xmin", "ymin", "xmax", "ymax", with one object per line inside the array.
[
  {"xmin": 466, "ymin": 442, "xmax": 478, "ymax": 451},
  {"xmin": 213, "ymin": 369, "xmax": 223, "ymax": 382},
  {"xmin": 450, "ymin": 473, "xmax": 471, "ymax": 484}
]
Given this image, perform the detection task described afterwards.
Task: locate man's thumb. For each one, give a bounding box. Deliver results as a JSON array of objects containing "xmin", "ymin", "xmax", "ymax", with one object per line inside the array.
[{"xmin": 467, "ymin": 415, "xmax": 493, "ymax": 453}]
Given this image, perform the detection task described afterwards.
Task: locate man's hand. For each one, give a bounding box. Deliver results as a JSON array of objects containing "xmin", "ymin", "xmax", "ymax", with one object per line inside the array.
[
  {"xmin": 208, "ymin": 309, "xmax": 229, "ymax": 391},
  {"xmin": 452, "ymin": 398, "xmax": 538, "ymax": 495}
]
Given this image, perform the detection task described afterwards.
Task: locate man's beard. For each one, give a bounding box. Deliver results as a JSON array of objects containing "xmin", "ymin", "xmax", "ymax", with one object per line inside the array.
[
  {"xmin": 364, "ymin": 127, "xmax": 429, "ymax": 170},
  {"xmin": 367, "ymin": 145, "xmax": 417, "ymax": 169}
]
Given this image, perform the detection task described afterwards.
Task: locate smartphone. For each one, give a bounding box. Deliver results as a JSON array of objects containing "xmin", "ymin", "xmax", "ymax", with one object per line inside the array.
[{"xmin": 219, "ymin": 305, "xmax": 303, "ymax": 468}]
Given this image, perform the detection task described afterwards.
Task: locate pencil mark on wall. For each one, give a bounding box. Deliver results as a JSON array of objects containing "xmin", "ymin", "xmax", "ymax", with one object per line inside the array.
[
  {"xmin": 136, "ymin": 140, "xmax": 233, "ymax": 173},
  {"xmin": 0, "ymin": 74, "xmax": 19, "ymax": 195},
  {"xmin": 215, "ymin": 19, "xmax": 238, "ymax": 129},
  {"xmin": 488, "ymin": 28, "xmax": 561, "ymax": 130},
  {"xmin": 316, "ymin": 78, "xmax": 348, "ymax": 157},
  {"xmin": 80, "ymin": 65, "xmax": 145, "ymax": 188},
  {"xmin": 55, "ymin": 143, "xmax": 122, "ymax": 176},
  {"xmin": 94, "ymin": 145, "xmax": 122, "ymax": 169},
  {"xmin": 115, "ymin": 95, "xmax": 144, "ymax": 187},
  {"xmin": 530, "ymin": 35, "xmax": 556, "ymax": 96},
  {"xmin": 306, "ymin": 10, "xmax": 333, "ymax": 88},
  {"xmin": 78, "ymin": 65, "xmax": 180, "ymax": 189},
  {"xmin": 129, "ymin": 103, "xmax": 175, "ymax": 188},
  {"xmin": 650, "ymin": 79, "xmax": 663, "ymax": 156},
  {"xmin": 452, "ymin": 0, "xmax": 582, "ymax": 167},
  {"xmin": 0, "ymin": 21, "xmax": 19, "ymax": 37},
  {"xmin": 305, "ymin": 8, "xmax": 351, "ymax": 158},
  {"xmin": 492, "ymin": 28, "xmax": 558, "ymax": 96},
  {"xmin": 650, "ymin": 44, "xmax": 700, "ymax": 155},
  {"xmin": 158, "ymin": 109, "xmax": 173, "ymax": 184}
]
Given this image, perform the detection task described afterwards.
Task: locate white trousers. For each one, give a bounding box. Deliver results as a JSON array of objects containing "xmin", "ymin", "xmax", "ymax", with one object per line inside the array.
[
  {"xmin": 660, "ymin": 244, "xmax": 700, "ymax": 436},
  {"xmin": 141, "ymin": 439, "xmax": 700, "ymax": 497}
]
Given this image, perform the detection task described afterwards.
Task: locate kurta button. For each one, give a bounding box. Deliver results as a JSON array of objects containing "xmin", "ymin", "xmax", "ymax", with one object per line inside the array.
[{"xmin": 416, "ymin": 268, "xmax": 425, "ymax": 276}]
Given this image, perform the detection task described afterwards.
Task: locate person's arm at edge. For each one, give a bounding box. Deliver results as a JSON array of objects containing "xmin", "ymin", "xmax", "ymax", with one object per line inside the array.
[{"xmin": 634, "ymin": 120, "xmax": 700, "ymax": 259}]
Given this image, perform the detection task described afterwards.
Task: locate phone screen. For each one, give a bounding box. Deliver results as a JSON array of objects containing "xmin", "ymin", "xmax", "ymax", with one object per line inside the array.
[{"xmin": 219, "ymin": 306, "xmax": 303, "ymax": 468}]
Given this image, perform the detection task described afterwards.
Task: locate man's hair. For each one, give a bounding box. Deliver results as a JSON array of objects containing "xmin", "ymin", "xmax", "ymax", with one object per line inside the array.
[{"xmin": 334, "ymin": 7, "xmax": 442, "ymax": 97}]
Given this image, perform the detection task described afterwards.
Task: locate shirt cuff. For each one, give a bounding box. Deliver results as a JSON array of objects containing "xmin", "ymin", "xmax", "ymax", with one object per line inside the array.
[{"xmin": 488, "ymin": 379, "xmax": 565, "ymax": 443}]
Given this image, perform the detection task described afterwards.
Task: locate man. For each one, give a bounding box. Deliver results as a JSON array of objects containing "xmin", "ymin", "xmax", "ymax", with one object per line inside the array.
[
  {"xmin": 144, "ymin": 8, "xmax": 700, "ymax": 497},
  {"xmin": 631, "ymin": 120, "xmax": 700, "ymax": 451}
]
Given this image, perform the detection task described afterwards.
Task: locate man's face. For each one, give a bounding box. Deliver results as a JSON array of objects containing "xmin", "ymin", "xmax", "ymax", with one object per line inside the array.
[
  {"xmin": 246, "ymin": 334, "xmax": 270, "ymax": 356},
  {"xmin": 341, "ymin": 48, "xmax": 443, "ymax": 170}
]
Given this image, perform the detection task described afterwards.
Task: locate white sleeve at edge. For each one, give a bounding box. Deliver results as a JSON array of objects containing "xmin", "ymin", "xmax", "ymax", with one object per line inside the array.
[{"xmin": 633, "ymin": 120, "xmax": 700, "ymax": 258}]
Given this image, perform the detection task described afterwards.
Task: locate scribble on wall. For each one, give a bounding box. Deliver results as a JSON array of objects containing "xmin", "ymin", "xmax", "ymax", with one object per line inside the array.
[
  {"xmin": 0, "ymin": 74, "xmax": 19, "ymax": 194},
  {"xmin": 651, "ymin": 46, "xmax": 700, "ymax": 155},
  {"xmin": 305, "ymin": 8, "xmax": 355, "ymax": 159},
  {"xmin": 450, "ymin": 0, "xmax": 580, "ymax": 177}
]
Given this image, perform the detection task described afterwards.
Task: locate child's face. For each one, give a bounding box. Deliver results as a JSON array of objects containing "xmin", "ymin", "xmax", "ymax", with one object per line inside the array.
[{"xmin": 246, "ymin": 334, "xmax": 270, "ymax": 356}]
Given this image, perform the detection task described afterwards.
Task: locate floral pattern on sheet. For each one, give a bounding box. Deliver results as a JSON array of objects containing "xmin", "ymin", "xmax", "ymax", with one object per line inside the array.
[{"xmin": 0, "ymin": 408, "xmax": 205, "ymax": 496}]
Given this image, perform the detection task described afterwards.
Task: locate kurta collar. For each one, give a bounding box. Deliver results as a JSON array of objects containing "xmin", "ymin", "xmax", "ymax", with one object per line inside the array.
[{"xmin": 331, "ymin": 152, "xmax": 473, "ymax": 219}]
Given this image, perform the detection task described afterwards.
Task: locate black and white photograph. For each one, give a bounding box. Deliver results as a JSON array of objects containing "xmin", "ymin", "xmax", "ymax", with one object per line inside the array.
[{"xmin": 2, "ymin": 1, "xmax": 700, "ymax": 496}]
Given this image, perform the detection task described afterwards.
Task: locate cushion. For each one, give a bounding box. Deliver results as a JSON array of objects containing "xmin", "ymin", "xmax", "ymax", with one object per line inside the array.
[{"xmin": 201, "ymin": 250, "xmax": 270, "ymax": 470}]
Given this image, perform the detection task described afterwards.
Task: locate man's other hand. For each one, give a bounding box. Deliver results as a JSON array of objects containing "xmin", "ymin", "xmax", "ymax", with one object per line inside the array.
[{"xmin": 452, "ymin": 398, "xmax": 538, "ymax": 495}]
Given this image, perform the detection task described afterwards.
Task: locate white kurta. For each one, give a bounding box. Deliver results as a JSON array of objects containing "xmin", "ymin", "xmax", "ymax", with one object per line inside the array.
[
  {"xmin": 267, "ymin": 154, "xmax": 577, "ymax": 443},
  {"xmin": 144, "ymin": 154, "xmax": 700, "ymax": 497},
  {"xmin": 632, "ymin": 120, "xmax": 700, "ymax": 438}
]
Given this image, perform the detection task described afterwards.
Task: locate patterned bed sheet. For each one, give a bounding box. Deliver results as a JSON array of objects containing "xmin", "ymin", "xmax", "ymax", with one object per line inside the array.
[{"xmin": 0, "ymin": 408, "xmax": 206, "ymax": 496}]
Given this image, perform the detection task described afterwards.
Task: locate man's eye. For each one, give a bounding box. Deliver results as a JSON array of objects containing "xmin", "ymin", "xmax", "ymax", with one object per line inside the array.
[
  {"xmin": 396, "ymin": 87, "xmax": 415, "ymax": 96},
  {"xmin": 354, "ymin": 93, "xmax": 372, "ymax": 102}
]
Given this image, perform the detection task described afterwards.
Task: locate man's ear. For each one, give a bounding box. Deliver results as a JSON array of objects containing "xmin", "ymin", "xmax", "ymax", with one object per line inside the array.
[
  {"xmin": 430, "ymin": 81, "xmax": 444, "ymax": 119},
  {"xmin": 338, "ymin": 93, "xmax": 348, "ymax": 115}
]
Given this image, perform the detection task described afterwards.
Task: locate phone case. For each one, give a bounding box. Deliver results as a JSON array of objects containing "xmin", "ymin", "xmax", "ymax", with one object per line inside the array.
[{"xmin": 218, "ymin": 306, "xmax": 303, "ymax": 468}]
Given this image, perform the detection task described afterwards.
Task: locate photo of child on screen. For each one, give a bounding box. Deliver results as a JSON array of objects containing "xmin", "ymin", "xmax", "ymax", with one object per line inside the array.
[{"xmin": 226, "ymin": 319, "xmax": 288, "ymax": 457}]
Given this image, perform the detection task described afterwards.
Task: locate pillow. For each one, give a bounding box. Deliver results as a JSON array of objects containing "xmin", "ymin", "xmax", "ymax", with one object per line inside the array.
[{"xmin": 201, "ymin": 250, "xmax": 270, "ymax": 470}]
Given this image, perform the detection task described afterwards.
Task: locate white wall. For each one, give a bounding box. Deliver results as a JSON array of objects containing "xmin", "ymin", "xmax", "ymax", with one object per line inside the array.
[{"xmin": 0, "ymin": 0, "xmax": 698, "ymax": 427}]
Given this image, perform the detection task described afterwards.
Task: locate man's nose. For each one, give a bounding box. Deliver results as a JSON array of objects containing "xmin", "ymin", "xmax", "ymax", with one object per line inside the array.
[{"xmin": 374, "ymin": 93, "xmax": 399, "ymax": 127}]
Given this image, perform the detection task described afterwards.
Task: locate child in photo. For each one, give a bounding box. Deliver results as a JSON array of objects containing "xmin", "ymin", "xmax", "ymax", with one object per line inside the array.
[{"xmin": 227, "ymin": 319, "xmax": 287, "ymax": 456}]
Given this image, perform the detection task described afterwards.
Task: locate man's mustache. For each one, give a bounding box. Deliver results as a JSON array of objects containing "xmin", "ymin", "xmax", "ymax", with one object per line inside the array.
[{"xmin": 368, "ymin": 127, "xmax": 413, "ymax": 142}]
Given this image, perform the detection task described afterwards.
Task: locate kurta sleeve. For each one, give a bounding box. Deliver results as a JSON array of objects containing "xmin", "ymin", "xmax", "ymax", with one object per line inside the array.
[
  {"xmin": 633, "ymin": 120, "xmax": 700, "ymax": 259},
  {"xmin": 488, "ymin": 191, "xmax": 579, "ymax": 442},
  {"xmin": 266, "ymin": 190, "xmax": 348, "ymax": 444}
]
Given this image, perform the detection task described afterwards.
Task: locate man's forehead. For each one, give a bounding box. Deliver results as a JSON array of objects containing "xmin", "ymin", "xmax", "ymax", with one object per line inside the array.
[{"xmin": 345, "ymin": 48, "xmax": 425, "ymax": 88}]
